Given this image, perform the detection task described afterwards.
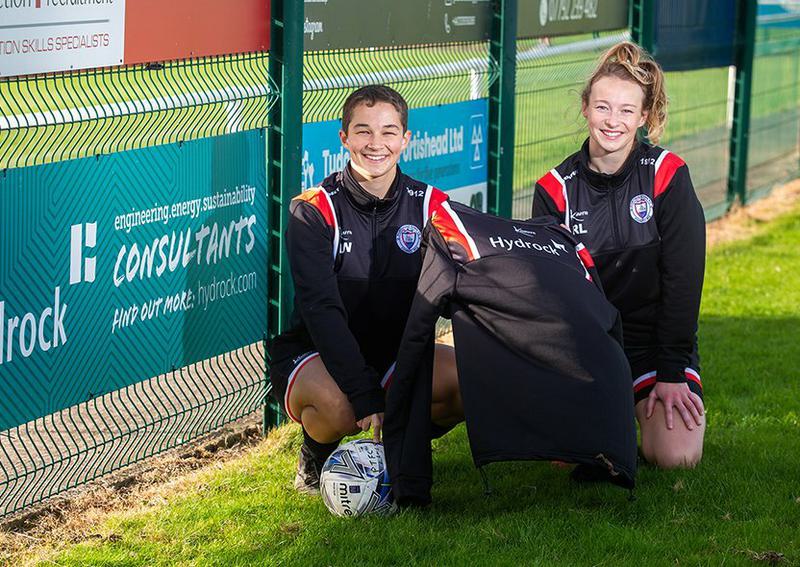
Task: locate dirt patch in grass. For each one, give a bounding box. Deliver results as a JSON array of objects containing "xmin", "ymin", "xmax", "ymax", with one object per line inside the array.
[{"xmin": 706, "ymin": 179, "xmax": 800, "ymax": 249}]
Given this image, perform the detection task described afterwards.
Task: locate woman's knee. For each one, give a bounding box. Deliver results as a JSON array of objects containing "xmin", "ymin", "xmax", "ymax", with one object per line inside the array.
[
  {"xmin": 642, "ymin": 440, "xmax": 703, "ymax": 469},
  {"xmin": 642, "ymin": 446, "xmax": 703, "ymax": 470},
  {"xmin": 320, "ymin": 395, "xmax": 358, "ymax": 436}
]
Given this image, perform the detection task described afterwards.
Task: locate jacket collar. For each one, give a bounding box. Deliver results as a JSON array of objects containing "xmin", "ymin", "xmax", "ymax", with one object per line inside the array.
[
  {"xmin": 578, "ymin": 138, "xmax": 643, "ymax": 189},
  {"xmin": 340, "ymin": 163, "xmax": 402, "ymax": 213}
]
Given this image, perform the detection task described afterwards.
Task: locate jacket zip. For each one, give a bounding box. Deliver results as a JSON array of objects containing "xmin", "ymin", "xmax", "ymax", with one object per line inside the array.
[
  {"xmin": 372, "ymin": 202, "xmax": 379, "ymax": 270},
  {"xmin": 609, "ymin": 187, "xmax": 621, "ymax": 249}
]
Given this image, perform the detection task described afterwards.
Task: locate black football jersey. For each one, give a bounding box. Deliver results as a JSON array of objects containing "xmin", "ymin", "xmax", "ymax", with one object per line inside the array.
[{"xmin": 384, "ymin": 201, "xmax": 637, "ymax": 506}]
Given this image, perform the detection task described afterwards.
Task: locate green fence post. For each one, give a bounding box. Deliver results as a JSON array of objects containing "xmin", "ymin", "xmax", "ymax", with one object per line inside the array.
[
  {"xmin": 487, "ymin": 0, "xmax": 517, "ymax": 218},
  {"xmin": 630, "ymin": 0, "xmax": 655, "ymax": 52},
  {"xmin": 631, "ymin": 0, "xmax": 656, "ymax": 144},
  {"xmin": 264, "ymin": 0, "xmax": 303, "ymax": 431},
  {"xmin": 727, "ymin": 0, "xmax": 757, "ymax": 206}
]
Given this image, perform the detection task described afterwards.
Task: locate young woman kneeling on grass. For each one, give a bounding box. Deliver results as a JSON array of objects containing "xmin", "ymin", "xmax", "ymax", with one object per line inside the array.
[
  {"xmin": 268, "ymin": 85, "xmax": 464, "ymax": 494},
  {"xmin": 533, "ymin": 42, "xmax": 706, "ymax": 471}
]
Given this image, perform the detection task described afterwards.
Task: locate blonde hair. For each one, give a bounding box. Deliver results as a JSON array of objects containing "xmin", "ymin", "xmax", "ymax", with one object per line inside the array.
[{"xmin": 581, "ymin": 41, "xmax": 668, "ymax": 144}]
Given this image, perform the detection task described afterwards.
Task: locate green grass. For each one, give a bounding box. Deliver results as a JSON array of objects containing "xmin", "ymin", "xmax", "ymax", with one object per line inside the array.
[{"xmin": 38, "ymin": 201, "xmax": 800, "ymax": 566}]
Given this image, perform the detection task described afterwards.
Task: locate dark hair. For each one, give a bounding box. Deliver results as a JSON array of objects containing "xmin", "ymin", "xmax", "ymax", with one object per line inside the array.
[
  {"xmin": 582, "ymin": 41, "xmax": 668, "ymax": 143},
  {"xmin": 341, "ymin": 85, "xmax": 409, "ymax": 132}
]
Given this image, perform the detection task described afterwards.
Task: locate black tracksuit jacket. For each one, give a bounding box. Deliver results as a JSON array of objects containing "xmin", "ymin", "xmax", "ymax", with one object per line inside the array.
[
  {"xmin": 532, "ymin": 140, "xmax": 706, "ymax": 383},
  {"xmin": 268, "ymin": 166, "xmax": 449, "ymax": 420},
  {"xmin": 384, "ymin": 201, "xmax": 637, "ymax": 506}
]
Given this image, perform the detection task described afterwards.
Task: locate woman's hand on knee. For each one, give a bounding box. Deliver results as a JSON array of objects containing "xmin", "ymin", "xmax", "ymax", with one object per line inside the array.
[
  {"xmin": 356, "ymin": 412, "xmax": 384, "ymax": 442},
  {"xmin": 646, "ymin": 382, "xmax": 705, "ymax": 430}
]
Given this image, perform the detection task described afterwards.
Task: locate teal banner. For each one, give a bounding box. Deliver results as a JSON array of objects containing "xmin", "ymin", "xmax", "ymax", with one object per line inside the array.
[{"xmin": 0, "ymin": 131, "xmax": 267, "ymax": 431}]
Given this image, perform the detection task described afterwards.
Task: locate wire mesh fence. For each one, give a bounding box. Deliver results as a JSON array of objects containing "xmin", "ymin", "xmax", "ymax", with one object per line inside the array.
[
  {"xmin": 747, "ymin": 9, "xmax": 800, "ymax": 200},
  {"xmin": 0, "ymin": 53, "xmax": 275, "ymax": 519},
  {"xmin": 0, "ymin": 53, "xmax": 276, "ymax": 169},
  {"xmin": 303, "ymin": 42, "xmax": 495, "ymax": 123},
  {"xmin": 659, "ymin": 66, "xmax": 731, "ymax": 218},
  {"xmin": 0, "ymin": 343, "xmax": 266, "ymax": 517}
]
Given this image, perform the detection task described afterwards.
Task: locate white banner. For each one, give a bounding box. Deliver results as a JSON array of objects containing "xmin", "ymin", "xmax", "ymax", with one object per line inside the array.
[{"xmin": 0, "ymin": 0, "xmax": 125, "ymax": 77}]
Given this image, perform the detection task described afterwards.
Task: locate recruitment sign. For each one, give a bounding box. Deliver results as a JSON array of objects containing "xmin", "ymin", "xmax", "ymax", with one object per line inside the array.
[
  {"xmin": 517, "ymin": 0, "xmax": 629, "ymax": 40},
  {"xmin": 302, "ymin": 99, "xmax": 488, "ymax": 211},
  {"xmin": 303, "ymin": 0, "xmax": 492, "ymax": 50},
  {"xmin": 0, "ymin": 0, "xmax": 270, "ymax": 77},
  {"xmin": 0, "ymin": 130, "xmax": 267, "ymax": 430},
  {"xmin": 0, "ymin": 0, "xmax": 126, "ymax": 76}
]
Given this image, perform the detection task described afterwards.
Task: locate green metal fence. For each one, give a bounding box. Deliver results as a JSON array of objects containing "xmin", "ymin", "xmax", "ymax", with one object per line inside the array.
[
  {"xmin": 660, "ymin": 65, "xmax": 732, "ymax": 219},
  {"xmin": 0, "ymin": 54, "xmax": 275, "ymax": 169},
  {"xmin": 0, "ymin": 53, "xmax": 276, "ymax": 517},
  {"xmin": 747, "ymin": 9, "xmax": 800, "ymax": 200},
  {"xmin": 2, "ymin": 0, "xmax": 799, "ymax": 521}
]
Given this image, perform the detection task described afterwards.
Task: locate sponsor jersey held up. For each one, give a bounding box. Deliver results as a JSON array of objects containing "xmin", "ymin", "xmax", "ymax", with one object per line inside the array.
[{"xmin": 384, "ymin": 202, "xmax": 638, "ymax": 507}]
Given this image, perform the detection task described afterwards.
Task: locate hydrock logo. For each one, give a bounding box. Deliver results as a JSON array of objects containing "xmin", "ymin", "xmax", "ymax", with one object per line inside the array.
[
  {"xmin": 70, "ymin": 222, "xmax": 97, "ymax": 285},
  {"xmin": 489, "ymin": 236, "xmax": 563, "ymax": 256},
  {"xmin": 0, "ymin": 288, "xmax": 68, "ymax": 365}
]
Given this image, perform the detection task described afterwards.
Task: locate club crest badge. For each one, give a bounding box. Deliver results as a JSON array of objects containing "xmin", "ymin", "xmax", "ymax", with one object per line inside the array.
[
  {"xmin": 396, "ymin": 224, "xmax": 422, "ymax": 254},
  {"xmin": 629, "ymin": 194, "xmax": 654, "ymax": 223}
]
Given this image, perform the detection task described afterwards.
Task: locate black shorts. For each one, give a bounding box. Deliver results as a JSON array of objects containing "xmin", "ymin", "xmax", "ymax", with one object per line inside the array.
[
  {"xmin": 269, "ymin": 351, "xmax": 396, "ymax": 424},
  {"xmin": 268, "ymin": 349, "xmax": 456, "ymax": 439}
]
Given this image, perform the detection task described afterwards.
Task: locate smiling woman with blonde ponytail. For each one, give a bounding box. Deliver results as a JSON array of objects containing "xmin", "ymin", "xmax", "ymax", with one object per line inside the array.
[{"xmin": 533, "ymin": 41, "xmax": 707, "ymax": 475}]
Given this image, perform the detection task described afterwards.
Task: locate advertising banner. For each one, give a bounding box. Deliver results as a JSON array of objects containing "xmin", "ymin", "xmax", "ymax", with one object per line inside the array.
[
  {"xmin": 302, "ymin": 99, "xmax": 488, "ymax": 211},
  {"xmin": 0, "ymin": 130, "xmax": 267, "ymax": 431},
  {"xmin": 303, "ymin": 0, "xmax": 492, "ymax": 51},
  {"xmin": 517, "ymin": 0, "xmax": 629, "ymax": 40},
  {"xmin": 124, "ymin": 0, "xmax": 269, "ymax": 65},
  {"xmin": 0, "ymin": 0, "xmax": 126, "ymax": 77}
]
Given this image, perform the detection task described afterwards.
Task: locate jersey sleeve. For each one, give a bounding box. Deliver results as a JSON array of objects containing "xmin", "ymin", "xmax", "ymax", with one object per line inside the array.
[
  {"xmin": 532, "ymin": 179, "xmax": 565, "ymax": 222},
  {"xmin": 384, "ymin": 225, "xmax": 457, "ymax": 507},
  {"xmin": 287, "ymin": 198, "xmax": 384, "ymax": 420},
  {"xmin": 654, "ymin": 165, "xmax": 706, "ymax": 383}
]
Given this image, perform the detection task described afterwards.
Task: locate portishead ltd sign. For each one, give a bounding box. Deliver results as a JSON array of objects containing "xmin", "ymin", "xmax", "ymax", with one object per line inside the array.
[
  {"xmin": 303, "ymin": 0, "xmax": 492, "ymax": 50},
  {"xmin": 302, "ymin": 99, "xmax": 489, "ymax": 212},
  {"xmin": 518, "ymin": 0, "xmax": 629, "ymax": 39},
  {"xmin": 0, "ymin": 0, "xmax": 125, "ymax": 76}
]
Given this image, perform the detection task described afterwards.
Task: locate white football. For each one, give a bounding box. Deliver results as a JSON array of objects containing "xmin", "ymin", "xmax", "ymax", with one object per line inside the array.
[{"xmin": 320, "ymin": 439, "xmax": 397, "ymax": 517}]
